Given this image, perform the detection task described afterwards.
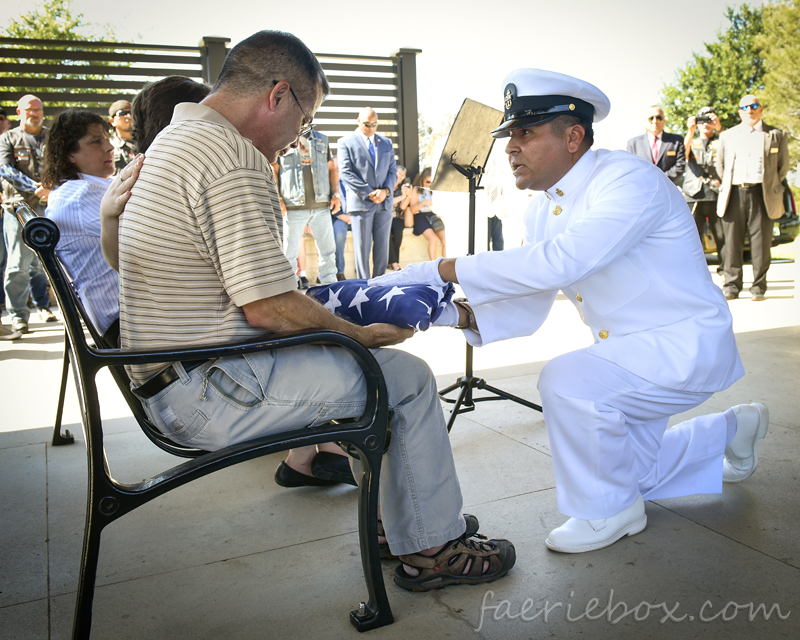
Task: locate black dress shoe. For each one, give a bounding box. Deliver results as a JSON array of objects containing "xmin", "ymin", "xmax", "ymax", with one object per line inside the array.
[
  {"xmin": 274, "ymin": 461, "xmax": 338, "ymax": 487},
  {"xmin": 311, "ymin": 452, "xmax": 357, "ymax": 486}
]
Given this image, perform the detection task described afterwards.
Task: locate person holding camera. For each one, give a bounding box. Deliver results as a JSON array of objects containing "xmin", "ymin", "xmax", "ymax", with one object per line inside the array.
[{"xmin": 683, "ymin": 106, "xmax": 724, "ymax": 270}]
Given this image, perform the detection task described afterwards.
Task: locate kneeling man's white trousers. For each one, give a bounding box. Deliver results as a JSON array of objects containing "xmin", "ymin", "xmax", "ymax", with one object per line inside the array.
[{"xmin": 538, "ymin": 349, "xmax": 733, "ymax": 520}]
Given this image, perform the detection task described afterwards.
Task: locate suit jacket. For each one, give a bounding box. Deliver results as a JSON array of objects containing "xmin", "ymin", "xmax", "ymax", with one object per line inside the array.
[
  {"xmin": 337, "ymin": 129, "xmax": 397, "ymax": 214},
  {"xmin": 715, "ymin": 121, "xmax": 790, "ymax": 220},
  {"xmin": 626, "ymin": 132, "xmax": 686, "ymax": 186}
]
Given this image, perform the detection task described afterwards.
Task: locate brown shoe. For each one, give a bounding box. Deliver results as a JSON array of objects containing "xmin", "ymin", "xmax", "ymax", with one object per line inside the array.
[{"xmin": 394, "ymin": 533, "xmax": 515, "ymax": 591}]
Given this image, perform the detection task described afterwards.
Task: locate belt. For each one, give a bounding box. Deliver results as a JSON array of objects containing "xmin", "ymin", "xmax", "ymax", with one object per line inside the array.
[
  {"xmin": 133, "ymin": 359, "xmax": 208, "ymax": 400},
  {"xmin": 734, "ymin": 183, "xmax": 762, "ymax": 189}
]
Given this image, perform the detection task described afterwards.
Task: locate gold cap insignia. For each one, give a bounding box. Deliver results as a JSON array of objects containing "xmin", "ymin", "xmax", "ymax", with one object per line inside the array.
[{"xmin": 504, "ymin": 89, "xmax": 513, "ymax": 111}]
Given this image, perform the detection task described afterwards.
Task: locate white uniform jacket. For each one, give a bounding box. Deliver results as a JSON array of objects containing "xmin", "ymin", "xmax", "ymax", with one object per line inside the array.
[{"xmin": 456, "ymin": 149, "xmax": 744, "ymax": 393}]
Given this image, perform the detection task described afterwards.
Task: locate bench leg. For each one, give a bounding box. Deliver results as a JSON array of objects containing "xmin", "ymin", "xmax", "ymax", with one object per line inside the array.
[
  {"xmin": 350, "ymin": 444, "xmax": 394, "ymax": 632},
  {"xmin": 52, "ymin": 347, "xmax": 75, "ymax": 446}
]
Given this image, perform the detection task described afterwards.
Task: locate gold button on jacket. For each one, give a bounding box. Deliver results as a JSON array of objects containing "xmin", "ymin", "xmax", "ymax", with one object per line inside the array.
[
  {"xmin": 553, "ymin": 205, "xmax": 562, "ymax": 215},
  {"xmin": 599, "ymin": 330, "xmax": 609, "ymax": 339}
]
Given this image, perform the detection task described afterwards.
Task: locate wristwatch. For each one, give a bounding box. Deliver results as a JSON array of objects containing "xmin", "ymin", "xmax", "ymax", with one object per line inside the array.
[{"xmin": 384, "ymin": 187, "xmax": 391, "ymax": 197}]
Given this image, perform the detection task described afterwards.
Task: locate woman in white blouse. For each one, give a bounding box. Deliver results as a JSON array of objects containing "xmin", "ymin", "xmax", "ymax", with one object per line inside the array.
[{"xmin": 41, "ymin": 110, "xmax": 120, "ymax": 343}]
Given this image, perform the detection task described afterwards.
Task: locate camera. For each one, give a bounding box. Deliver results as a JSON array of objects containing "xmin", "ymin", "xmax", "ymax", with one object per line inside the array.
[
  {"xmin": 403, "ymin": 178, "xmax": 411, "ymax": 186},
  {"xmin": 695, "ymin": 115, "xmax": 712, "ymax": 125}
]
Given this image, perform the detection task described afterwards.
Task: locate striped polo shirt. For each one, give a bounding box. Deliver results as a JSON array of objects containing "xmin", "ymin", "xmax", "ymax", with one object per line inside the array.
[{"xmin": 118, "ymin": 103, "xmax": 296, "ymax": 385}]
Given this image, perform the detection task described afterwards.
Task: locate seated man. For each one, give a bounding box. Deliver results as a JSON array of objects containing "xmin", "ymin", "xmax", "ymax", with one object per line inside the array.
[{"xmin": 112, "ymin": 30, "xmax": 515, "ymax": 591}]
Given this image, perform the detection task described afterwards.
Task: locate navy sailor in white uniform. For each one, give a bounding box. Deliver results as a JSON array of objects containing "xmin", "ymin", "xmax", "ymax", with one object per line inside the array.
[{"xmin": 371, "ymin": 69, "xmax": 770, "ymax": 554}]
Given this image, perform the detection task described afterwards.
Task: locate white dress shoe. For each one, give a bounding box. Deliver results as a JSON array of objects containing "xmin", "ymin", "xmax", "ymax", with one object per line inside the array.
[
  {"xmin": 723, "ymin": 403, "xmax": 769, "ymax": 483},
  {"xmin": 545, "ymin": 495, "xmax": 647, "ymax": 554}
]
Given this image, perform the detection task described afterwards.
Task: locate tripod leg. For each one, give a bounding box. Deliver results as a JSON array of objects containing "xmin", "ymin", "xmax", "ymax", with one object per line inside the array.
[
  {"xmin": 446, "ymin": 383, "xmax": 473, "ymax": 432},
  {"xmin": 478, "ymin": 381, "xmax": 543, "ymax": 413}
]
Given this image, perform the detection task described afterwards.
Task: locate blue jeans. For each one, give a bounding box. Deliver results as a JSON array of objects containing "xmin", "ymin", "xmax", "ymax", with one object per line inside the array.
[
  {"xmin": 139, "ymin": 345, "xmax": 465, "ymax": 555},
  {"xmin": 3, "ymin": 204, "xmax": 50, "ymax": 322},
  {"xmin": 284, "ymin": 207, "xmax": 338, "ymax": 284},
  {"xmin": 332, "ymin": 216, "xmax": 350, "ymax": 275}
]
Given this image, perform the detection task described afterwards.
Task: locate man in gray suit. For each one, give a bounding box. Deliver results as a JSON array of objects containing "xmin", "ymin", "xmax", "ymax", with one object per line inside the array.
[
  {"xmin": 337, "ymin": 107, "xmax": 397, "ymax": 278},
  {"xmin": 626, "ymin": 105, "xmax": 686, "ymax": 186},
  {"xmin": 716, "ymin": 94, "xmax": 789, "ymax": 301}
]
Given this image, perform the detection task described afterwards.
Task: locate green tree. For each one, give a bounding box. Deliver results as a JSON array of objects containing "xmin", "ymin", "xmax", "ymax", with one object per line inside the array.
[
  {"xmin": 1, "ymin": 0, "xmax": 120, "ymax": 117},
  {"xmin": 757, "ymin": 0, "xmax": 800, "ymax": 168},
  {"xmin": 660, "ymin": 4, "xmax": 764, "ymax": 134},
  {"xmin": 2, "ymin": 0, "xmax": 114, "ymax": 41}
]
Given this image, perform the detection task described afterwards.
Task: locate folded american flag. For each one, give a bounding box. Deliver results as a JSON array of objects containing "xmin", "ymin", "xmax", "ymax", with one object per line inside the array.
[{"xmin": 307, "ymin": 280, "xmax": 455, "ymax": 331}]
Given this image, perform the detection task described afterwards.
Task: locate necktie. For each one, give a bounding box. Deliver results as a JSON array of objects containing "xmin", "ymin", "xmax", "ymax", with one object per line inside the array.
[
  {"xmin": 651, "ymin": 136, "xmax": 658, "ymax": 163},
  {"xmin": 368, "ymin": 138, "xmax": 377, "ymax": 165}
]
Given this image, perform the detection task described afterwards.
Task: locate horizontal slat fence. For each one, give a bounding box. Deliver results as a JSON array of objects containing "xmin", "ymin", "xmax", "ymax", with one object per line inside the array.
[{"xmin": 0, "ymin": 37, "xmax": 420, "ymax": 175}]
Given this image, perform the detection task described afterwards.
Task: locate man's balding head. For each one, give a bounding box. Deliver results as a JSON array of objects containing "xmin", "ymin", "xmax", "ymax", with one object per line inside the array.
[
  {"xmin": 16, "ymin": 94, "xmax": 44, "ymax": 134},
  {"xmin": 738, "ymin": 94, "xmax": 763, "ymax": 126},
  {"xmin": 357, "ymin": 107, "xmax": 378, "ymax": 136}
]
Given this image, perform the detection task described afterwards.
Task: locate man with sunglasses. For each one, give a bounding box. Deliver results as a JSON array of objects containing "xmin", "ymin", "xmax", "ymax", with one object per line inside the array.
[
  {"xmin": 107, "ymin": 100, "xmax": 136, "ymax": 175},
  {"xmin": 337, "ymin": 107, "xmax": 397, "ymax": 278},
  {"xmin": 715, "ymin": 95, "xmax": 789, "ymax": 301},
  {"xmin": 626, "ymin": 106, "xmax": 686, "ymax": 186}
]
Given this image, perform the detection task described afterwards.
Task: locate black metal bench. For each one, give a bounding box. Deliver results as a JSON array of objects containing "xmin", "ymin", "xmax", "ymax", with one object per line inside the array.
[{"xmin": 19, "ymin": 206, "xmax": 394, "ymax": 638}]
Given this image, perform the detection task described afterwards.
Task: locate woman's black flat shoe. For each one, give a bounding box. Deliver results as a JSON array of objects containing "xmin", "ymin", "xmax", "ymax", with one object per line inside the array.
[{"xmin": 274, "ymin": 461, "xmax": 338, "ymax": 487}]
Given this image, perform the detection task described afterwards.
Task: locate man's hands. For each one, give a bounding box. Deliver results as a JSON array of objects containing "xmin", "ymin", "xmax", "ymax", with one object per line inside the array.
[
  {"xmin": 337, "ymin": 213, "xmax": 351, "ymax": 224},
  {"xmin": 34, "ymin": 185, "xmax": 50, "ymax": 202},
  {"xmin": 100, "ymin": 153, "xmax": 143, "ymax": 271},
  {"xmin": 243, "ymin": 290, "xmax": 414, "ymax": 350},
  {"xmin": 368, "ymin": 188, "xmax": 388, "ymax": 204},
  {"xmin": 369, "ymin": 257, "xmax": 446, "ymax": 288},
  {"xmin": 362, "ymin": 323, "xmax": 414, "ymax": 347},
  {"xmin": 330, "ymin": 195, "xmax": 341, "ymax": 214}
]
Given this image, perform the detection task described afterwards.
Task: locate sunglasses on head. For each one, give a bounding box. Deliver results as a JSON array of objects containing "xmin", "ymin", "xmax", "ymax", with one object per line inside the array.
[
  {"xmin": 740, "ymin": 103, "xmax": 760, "ymax": 111},
  {"xmin": 647, "ymin": 115, "xmax": 664, "ymax": 122}
]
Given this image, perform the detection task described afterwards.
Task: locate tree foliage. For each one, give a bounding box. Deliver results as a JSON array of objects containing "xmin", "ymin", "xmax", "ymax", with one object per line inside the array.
[
  {"xmin": 660, "ymin": 4, "xmax": 764, "ymax": 134},
  {"xmin": 1, "ymin": 0, "xmax": 120, "ymax": 116},
  {"xmin": 757, "ymin": 0, "xmax": 800, "ymax": 166},
  {"xmin": 2, "ymin": 0, "xmax": 114, "ymax": 41}
]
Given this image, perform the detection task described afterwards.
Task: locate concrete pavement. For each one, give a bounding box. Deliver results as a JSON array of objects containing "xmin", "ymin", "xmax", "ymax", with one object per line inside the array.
[{"xmin": 1, "ymin": 261, "xmax": 798, "ymax": 640}]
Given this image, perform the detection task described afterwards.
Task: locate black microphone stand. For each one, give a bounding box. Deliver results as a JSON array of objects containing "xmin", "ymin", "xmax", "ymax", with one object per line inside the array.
[{"xmin": 438, "ymin": 156, "xmax": 542, "ymax": 432}]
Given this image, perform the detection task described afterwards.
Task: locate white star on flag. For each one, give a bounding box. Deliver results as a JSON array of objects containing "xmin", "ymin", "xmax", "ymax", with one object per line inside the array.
[
  {"xmin": 378, "ymin": 286, "xmax": 405, "ymax": 310},
  {"xmin": 348, "ymin": 286, "xmax": 371, "ymax": 317},
  {"xmin": 323, "ymin": 287, "xmax": 342, "ymax": 313},
  {"xmin": 426, "ymin": 284, "xmax": 445, "ymax": 303}
]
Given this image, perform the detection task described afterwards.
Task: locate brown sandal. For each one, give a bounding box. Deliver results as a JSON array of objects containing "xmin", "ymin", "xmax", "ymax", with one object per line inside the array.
[
  {"xmin": 393, "ymin": 534, "xmax": 516, "ymax": 591},
  {"xmin": 378, "ymin": 514, "xmax": 481, "ymax": 560}
]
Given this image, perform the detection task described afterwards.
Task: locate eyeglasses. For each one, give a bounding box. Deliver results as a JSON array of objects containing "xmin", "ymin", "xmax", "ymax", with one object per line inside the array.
[
  {"xmin": 647, "ymin": 115, "xmax": 664, "ymax": 122},
  {"xmin": 288, "ymin": 86, "xmax": 315, "ymax": 137},
  {"xmin": 114, "ymin": 110, "xmax": 131, "ymax": 117},
  {"xmin": 273, "ymin": 80, "xmax": 315, "ymax": 137},
  {"xmin": 740, "ymin": 103, "xmax": 760, "ymax": 111},
  {"xmin": 361, "ymin": 121, "xmax": 378, "ymax": 128}
]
